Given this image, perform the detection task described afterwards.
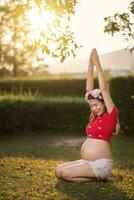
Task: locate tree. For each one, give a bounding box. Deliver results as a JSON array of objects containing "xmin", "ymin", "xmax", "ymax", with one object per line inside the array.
[
  {"xmin": 0, "ymin": 0, "xmax": 79, "ymax": 76},
  {"xmin": 104, "ymin": 0, "xmax": 134, "ymax": 51}
]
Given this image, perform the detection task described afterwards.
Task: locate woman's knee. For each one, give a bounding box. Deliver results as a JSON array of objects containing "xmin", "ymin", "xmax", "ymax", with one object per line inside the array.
[
  {"xmin": 61, "ymin": 169, "xmax": 71, "ymax": 180},
  {"xmin": 55, "ymin": 167, "xmax": 62, "ymax": 179}
]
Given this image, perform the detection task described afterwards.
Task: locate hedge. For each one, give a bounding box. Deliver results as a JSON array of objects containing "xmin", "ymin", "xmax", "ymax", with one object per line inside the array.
[
  {"xmin": 0, "ymin": 97, "xmax": 90, "ymax": 135},
  {"xmin": 0, "ymin": 76, "xmax": 133, "ymax": 135},
  {"xmin": 0, "ymin": 78, "xmax": 98, "ymax": 97},
  {"xmin": 109, "ymin": 76, "xmax": 134, "ymax": 134}
]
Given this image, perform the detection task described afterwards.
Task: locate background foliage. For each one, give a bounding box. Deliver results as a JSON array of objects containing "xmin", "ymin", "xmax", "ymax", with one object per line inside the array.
[
  {"xmin": 0, "ymin": 0, "xmax": 79, "ymax": 76},
  {"xmin": 0, "ymin": 76, "xmax": 133, "ymax": 135},
  {"xmin": 104, "ymin": 0, "xmax": 134, "ymax": 51}
]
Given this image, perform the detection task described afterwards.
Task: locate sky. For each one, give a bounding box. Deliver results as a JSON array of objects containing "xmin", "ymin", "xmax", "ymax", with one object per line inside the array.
[
  {"xmin": 70, "ymin": 0, "xmax": 131, "ymax": 57},
  {"xmin": 48, "ymin": 0, "xmax": 131, "ymax": 68}
]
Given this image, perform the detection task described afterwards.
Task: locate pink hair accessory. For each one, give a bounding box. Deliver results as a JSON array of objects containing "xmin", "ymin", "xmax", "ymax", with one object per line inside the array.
[{"xmin": 85, "ymin": 89, "xmax": 103, "ymax": 101}]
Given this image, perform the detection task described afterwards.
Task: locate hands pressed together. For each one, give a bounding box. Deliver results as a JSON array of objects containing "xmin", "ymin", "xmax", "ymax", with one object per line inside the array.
[{"xmin": 89, "ymin": 48, "xmax": 100, "ymax": 67}]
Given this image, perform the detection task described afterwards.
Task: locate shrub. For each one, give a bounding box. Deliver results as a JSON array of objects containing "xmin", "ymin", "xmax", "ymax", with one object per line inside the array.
[
  {"xmin": 110, "ymin": 76, "xmax": 134, "ymax": 134},
  {"xmin": 0, "ymin": 78, "xmax": 98, "ymax": 96},
  {"xmin": 0, "ymin": 97, "xmax": 90, "ymax": 134}
]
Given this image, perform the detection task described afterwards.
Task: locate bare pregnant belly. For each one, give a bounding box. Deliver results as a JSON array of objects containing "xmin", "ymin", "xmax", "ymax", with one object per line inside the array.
[{"xmin": 81, "ymin": 138, "xmax": 112, "ymax": 161}]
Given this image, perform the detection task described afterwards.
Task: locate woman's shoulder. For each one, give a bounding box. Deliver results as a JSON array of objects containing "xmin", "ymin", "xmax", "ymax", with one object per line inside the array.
[
  {"xmin": 108, "ymin": 105, "xmax": 118, "ymax": 114},
  {"xmin": 105, "ymin": 105, "xmax": 118, "ymax": 119}
]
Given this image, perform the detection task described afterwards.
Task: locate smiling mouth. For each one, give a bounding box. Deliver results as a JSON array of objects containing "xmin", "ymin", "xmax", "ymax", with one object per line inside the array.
[{"xmin": 94, "ymin": 111, "xmax": 98, "ymax": 114}]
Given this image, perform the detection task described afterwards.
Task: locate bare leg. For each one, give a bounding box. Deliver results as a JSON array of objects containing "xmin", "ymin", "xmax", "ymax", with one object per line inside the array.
[
  {"xmin": 56, "ymin": 161, "xmax": 97, "ymax": 182},
  {"xmin": 55, "ymin": 160, "xmax": 84, "ymax": 179}
]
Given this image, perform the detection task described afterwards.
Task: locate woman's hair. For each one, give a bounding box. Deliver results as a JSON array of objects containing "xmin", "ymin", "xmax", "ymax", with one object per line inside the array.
[{"xmin": 89, "ymin": 111, "xmax": 95, "ymax": 121}]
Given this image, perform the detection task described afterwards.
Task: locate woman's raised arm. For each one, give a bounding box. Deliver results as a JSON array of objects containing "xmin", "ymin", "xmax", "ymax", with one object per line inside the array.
[
  {"xmin": 92, "ymin": 48, "xmax": 114, "ymax": 113},
  {"xmin": 86, "ymin": 51, "xmax": 94, "ymax": 91}
]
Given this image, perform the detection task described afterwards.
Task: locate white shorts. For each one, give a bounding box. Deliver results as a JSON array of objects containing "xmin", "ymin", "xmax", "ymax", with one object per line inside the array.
[{"xmin": 81, "ymin": 159, "xmax": 113, "ymax": 180}]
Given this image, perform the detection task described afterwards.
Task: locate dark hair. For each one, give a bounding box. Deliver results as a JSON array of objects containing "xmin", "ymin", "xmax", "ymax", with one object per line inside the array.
[{"xmin": 87, "ymin": 94, "xmax": 104, "ymax": 103}]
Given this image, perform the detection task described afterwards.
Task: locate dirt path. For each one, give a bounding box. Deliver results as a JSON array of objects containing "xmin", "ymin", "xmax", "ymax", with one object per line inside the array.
[{"xmin": 53, "ymin": 137, "xmax": 85, "ymax": 146}]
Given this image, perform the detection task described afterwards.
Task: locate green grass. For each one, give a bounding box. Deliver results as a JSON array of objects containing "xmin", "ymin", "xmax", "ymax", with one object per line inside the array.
[{"xmin": 0, "ymin": 132, "xmax": 134, "ymax": 200}]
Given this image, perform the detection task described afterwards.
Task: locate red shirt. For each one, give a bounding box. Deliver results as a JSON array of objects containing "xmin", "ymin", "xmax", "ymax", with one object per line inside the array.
[{"xmin": 86, "ymin": 106, "xmax": 118, "ymax": 143}]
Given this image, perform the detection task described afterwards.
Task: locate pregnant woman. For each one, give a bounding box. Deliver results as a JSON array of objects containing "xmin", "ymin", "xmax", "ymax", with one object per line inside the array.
[{"xmin": 55, "ymin": 48, "xmax": 119, "ymax": 182}]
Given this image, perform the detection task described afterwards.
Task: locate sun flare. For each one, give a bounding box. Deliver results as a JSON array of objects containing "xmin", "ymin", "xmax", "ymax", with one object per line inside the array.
[
  {"xmin": 25, "ymin": 3, "xmax": 56, "ymax": 43},
  {"xmin": 26, "ymin": 8, "xmax": 55, "ymax": 30}
]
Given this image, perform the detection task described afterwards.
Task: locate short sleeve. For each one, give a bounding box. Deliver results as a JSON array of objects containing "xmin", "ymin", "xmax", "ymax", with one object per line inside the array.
[
  {"xmin": 108, "ymin": 106, "xmax": 118, "ymax": 120},
  {"xmin": 103, "ymin": 106, "xmax": 118, "ymax": 137}
]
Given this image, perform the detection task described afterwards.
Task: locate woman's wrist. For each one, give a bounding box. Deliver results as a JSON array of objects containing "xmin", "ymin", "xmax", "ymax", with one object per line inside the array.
[
  {"xmin": 95, "ymin": 61, "xmax": 101, "ymax": 69},
  {"xmin": 88, "ymin": 63, "xmax": 94, "ymax": 68}
]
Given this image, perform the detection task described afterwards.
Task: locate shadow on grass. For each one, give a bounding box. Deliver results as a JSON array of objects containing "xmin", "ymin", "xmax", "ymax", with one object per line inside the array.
[{"xmin": 55, "ymin": 178, "xmax": 130, "ymax": 200}]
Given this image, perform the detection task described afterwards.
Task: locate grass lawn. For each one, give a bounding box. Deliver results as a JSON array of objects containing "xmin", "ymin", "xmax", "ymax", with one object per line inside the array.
[{"xmin": 0, "ymin": 131, "xmax": 134, "ymax": 200}]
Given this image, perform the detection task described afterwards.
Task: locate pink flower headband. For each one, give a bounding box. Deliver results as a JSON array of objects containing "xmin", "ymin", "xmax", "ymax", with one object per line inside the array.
[{"xmin": 85, "ymin": 89, "xmax": 103, "ymax": 101}]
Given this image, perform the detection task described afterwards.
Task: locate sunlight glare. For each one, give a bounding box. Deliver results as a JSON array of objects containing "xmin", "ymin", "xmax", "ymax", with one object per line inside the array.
[{"xmin": 26, "ymin": 7, "xmax": 55, "ymax": 31}]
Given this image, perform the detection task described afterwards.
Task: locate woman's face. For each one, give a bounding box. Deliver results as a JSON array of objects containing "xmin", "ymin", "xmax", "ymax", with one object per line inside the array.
[{"xmin": 88, "ymin": 99, "xmax": 105, "ymax": 116}]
